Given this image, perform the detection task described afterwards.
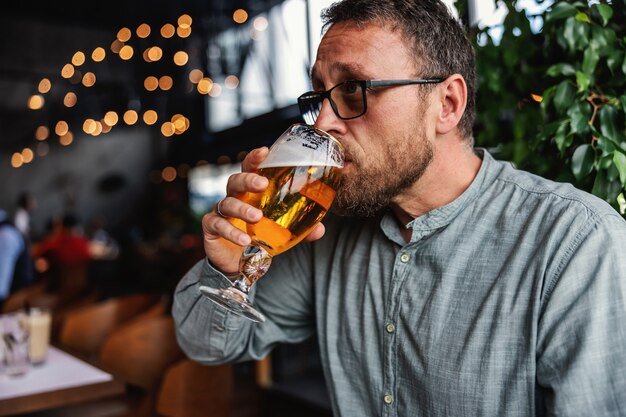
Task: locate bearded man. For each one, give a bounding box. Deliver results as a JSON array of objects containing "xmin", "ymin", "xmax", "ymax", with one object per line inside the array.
[{"xmin": 173, "ymin": 0, "xmax": 626, "ymax": 415}]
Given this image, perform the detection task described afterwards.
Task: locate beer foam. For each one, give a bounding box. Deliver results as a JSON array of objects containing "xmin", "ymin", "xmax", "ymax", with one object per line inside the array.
[{"xmin": 259, "ymin": 128, "xmax": 344, "ymax": 169}]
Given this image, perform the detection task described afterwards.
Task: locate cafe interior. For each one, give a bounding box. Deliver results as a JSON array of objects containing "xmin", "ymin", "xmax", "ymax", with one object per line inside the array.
[{"xmin": 0, "ymin": 0, "xmax": 335, "ymax": 415}]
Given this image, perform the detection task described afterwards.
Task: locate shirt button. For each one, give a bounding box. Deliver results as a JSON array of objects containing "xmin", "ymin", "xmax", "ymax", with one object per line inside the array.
[
  {"xmin": 385, "ymin": 323, "xmax": 396, "ymax": 333},
  {"xmin": 400, "ymin": 252, "xmax": 410, "ymax": 263},
  {"xmin": 383, "ymin": 394, "xmax": 394, "ymax": 405}
]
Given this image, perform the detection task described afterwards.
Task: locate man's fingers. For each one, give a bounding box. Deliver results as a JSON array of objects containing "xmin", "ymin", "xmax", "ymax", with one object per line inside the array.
[
  {"xmin": 242, "ymin": 147, "xmax": 270, "ymax": 172},
  {"xmin": 203, "ymin": 213, "xmax": 251, "ymax": 246},
  {"xmin": 303, "ymin": 223, "xmax": 326, "ymax": 242},
  {"xmin": 226, "ymin": 172, "xmax": 269, "ymax": 197},
  {"xmin": 214, "ymin": 196, "xmax": 263, "ymax": 224}
]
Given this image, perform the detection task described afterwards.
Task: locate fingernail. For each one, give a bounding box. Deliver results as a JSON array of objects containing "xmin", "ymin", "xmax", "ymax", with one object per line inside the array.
[
  {"xmin": 239, "ymin": 234, "xmax": 251, "ymax": 245},
  {"xmin": 248, "ymin": 208, "xmax": 262, "ymax": 220}
]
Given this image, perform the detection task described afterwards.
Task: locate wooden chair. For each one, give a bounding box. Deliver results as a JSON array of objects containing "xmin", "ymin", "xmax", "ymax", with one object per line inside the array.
[
  {"xmin": 156, "ymin": 359, "xmax": 234, "ymax": 417},
  {"xmin": 99, "ymin": 315, "xmax": 185, "ymax": 392},
  {"xmin": 2, "ymin": 280, "xmax": 48, "ymax": 313},
  {"xmin": 58, "ymin": 293, "xmax": 161, "ymax": 361}
]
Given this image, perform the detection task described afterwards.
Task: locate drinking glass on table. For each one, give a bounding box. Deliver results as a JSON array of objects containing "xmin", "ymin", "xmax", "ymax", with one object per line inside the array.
[
  {"xmin": 0, "ymin": 312, "xmax": 30, "ymax": 376},
  {"xmin": 200, "ymin": 123, "xmax": 345, "ymax": 322}
]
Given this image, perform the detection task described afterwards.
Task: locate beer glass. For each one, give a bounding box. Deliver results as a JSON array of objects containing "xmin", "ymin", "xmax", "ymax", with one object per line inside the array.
[{"xmin": 200, "ymin": 124, "xmax": 344, "ymax": 322}]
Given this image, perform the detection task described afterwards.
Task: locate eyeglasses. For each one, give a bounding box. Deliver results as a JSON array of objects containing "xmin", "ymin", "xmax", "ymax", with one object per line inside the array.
[{"xmin": 297, "ymin": 78, "xmax": 444, "ymax": 125}]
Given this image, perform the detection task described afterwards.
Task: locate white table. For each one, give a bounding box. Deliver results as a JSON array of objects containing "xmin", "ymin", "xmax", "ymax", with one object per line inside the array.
[{"xmin": 0, "ymin": 346, "xmax": 124, "ymax": 415}]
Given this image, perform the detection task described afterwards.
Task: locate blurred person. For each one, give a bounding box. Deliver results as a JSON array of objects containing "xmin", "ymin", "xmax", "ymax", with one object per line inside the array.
[
  {"xmin": 88, "ymin": 216, "xmax": 120, "ymax": 260},
  {"xmin": 173, "ymin": 1, "xmax": 626, "ymax": 416},
  {"xmin": 36, "ymin": 212, "xmax": 92, "ymax": 266},
  {"xmin": 13, "ymin": 192, "xmax": 36, "ymax": 239},
  {"xmin": 0, "ymin": 210, "xmax": 34, "ymax": 308}
]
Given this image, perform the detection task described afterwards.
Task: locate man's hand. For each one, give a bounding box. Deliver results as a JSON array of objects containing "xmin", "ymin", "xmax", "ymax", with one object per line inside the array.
[{"xmin": 201, "ymin": 147, "xmax": 326, "ymax": 276}]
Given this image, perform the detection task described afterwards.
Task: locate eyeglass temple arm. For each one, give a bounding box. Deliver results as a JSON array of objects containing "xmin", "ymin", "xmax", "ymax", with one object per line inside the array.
[{"xmin": 365, "ymin": 79, "xmax": 444, "ymax": 88}]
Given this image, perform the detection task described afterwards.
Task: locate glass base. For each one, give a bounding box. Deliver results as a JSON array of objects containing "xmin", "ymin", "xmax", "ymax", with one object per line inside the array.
[{"xmin": 199, "ymin": 285, "xmax": 266, "ymax": 323}]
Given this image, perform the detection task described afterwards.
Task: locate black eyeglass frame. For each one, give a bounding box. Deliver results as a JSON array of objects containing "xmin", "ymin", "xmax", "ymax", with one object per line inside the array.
[{"xmin": 297, "ymin": 78, "xmax": 445, "ymax": 123}]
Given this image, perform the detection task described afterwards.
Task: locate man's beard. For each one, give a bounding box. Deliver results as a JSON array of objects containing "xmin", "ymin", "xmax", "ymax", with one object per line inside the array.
[{"xmin": 333, "ymin": 130, "xmax": 434, "ymax": 217}]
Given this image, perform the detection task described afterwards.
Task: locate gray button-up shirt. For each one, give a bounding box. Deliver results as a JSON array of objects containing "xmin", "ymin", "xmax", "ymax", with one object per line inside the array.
[{"xmin": 173, "ymin": 150, "xmax": 626, "ymax": 417}]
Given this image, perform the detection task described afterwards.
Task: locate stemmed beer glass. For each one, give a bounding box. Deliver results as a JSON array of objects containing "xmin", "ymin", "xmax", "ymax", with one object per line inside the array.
[{"xmin": 200, "ymin": 124, "xmax": 344, "ymax": 322}]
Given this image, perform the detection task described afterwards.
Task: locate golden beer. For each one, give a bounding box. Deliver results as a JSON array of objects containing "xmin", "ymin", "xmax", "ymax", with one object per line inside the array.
[
  {"xmin": 201, "ymin": 124, "xmax": 344, "ymax": 322},
  {"xmin": 238, "ymin": 164, "xmax": 342, "ymax": 257}
]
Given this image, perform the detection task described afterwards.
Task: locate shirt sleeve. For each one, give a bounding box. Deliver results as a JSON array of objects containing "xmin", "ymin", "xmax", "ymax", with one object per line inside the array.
[
  {"xmin": 172, "ymin": 241, "xmax": 316, "ymax": 365},
  {"xmin": 536, "ymin": 213, "xmax": 626, "ymax": 415}
]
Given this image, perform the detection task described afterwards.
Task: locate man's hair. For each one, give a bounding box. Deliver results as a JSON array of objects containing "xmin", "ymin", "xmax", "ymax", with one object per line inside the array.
[{"xmin": 321, "ymin": 0, "xmax": 476, "ymax": 141}]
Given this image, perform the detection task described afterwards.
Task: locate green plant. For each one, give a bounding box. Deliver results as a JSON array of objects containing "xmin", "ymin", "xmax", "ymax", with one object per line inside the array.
[{"xmin": 473, "ymin": 0, "xmax": 626, "ymax": 215}]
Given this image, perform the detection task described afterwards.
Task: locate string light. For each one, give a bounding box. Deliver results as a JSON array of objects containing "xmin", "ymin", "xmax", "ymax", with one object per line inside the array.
[{"xmin": 233, "ymin": 9, "xmax": 248, "ymax": 24}]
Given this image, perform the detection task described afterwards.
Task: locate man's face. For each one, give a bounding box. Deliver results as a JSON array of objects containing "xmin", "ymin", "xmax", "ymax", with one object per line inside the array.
[{"xmin": 311, "ymin": 22, "xmax": 436, "ymax": 217}]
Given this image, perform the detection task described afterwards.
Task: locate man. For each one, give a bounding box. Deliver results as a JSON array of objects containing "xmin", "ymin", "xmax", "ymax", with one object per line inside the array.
[
  {"xmin": 0, "ymin": 210, "xmax": 34, "ymax": 309},
  {"xmin": 13, "ymin": 192, "xmax": 35, "ymax": 239},
  {"xmin": 173, "ymin": 1, "xmax": 626, "ymax": 416}
]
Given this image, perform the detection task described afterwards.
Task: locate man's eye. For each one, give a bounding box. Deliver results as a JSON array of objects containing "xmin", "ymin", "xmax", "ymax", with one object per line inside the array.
[{"xmin": 342, "ymin": 81, "xmax": 360, "ymax": 94}]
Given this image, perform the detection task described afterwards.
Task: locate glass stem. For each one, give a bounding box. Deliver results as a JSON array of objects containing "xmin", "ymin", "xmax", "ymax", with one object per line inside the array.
[{"xmin": 235, "ymin": 245, "xmax": 272, "ymax": 295}]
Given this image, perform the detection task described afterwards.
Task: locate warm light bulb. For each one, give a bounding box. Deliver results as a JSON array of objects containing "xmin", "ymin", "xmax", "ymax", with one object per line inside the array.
[
  {"xmin": 72, "ymin": 51, "xmax": 86, "ymax": 66},
  {"xmin": 61, "ymin": 64, "xmax": 75, "ymax": 79},
  {"xmin": 63, "ymin": 92, "xmax": 77, "ymax": 107},
  {"xmin": 104, "ymin": 111, "xmax": 119, "ymax": 126},
  {"xmin": 123, "ymin": 110, "xmax": 139, "ymax": 125},
  {"xmin": 233, "ymin": 9, "xmax": 248, "ymax": 24},
  {"xmin": 92, "ymin": 47, "xmax": 106, "ymax": 62},
  {"xmin": 82, "ymin": 72, "xmax": 96, "ymax": 87},
  {"xmin": 143, "ymin": 110, "xmax": 158, "ymax": 125},
  {"xmin": 159, "ymin": 76, "xmax": 173, "ymax": 91},
  {"xmin": 144, "ymin": 76, "xmax": 159, "ymax": 91},
  {"xmin": 178, "ymin": 14, "xmax": 192, "ymax": 28},
  {"xmin": 136, "ymin": 23, "xmax": 151, "ymax": 38},
  {"xmin": 161, "ymin": 23, "xmax": 175, "ymax": 38},
  {"xmin": 28, "ymin": 95, "xmax": 45, "ymax": 110},
  {"xmin": 35, "ymin": 126, "xmax": 49, "ymax": 141},
  {"xmin": 117, "ymin": 27, "xmax": 131, "ymax": 42},
  {"xmin": 189, "ymin": 69, "xmax": 203, "ymax": 84},
  {"xmin": 55, "ymin": 121, "xmax": 69, "ymax": 136},
  {"xmin": 38, "ymin": 78, "xmax": 51, "ymax": 94},
  {"xmin": 173, "ymin": 51, "xmax": 188, "ymax": 66},
  {"xmin": 119, "ymin": 45, "xmax": 134, "ymax": 60}
]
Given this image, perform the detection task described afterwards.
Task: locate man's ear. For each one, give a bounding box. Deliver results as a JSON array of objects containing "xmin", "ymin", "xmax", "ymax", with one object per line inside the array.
[{"xmin": 435, "ymin": 74, "xmax": 467, "ymax": 135}]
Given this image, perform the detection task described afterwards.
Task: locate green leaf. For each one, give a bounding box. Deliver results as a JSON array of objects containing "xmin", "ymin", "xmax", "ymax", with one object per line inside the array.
[
  {"xmin": 623, "ymin": 53, "xmax": 626, "ymax": 76},
  {"xmin": 617, "ymin": 193, "xmax": 626, "ymax": 215},
  {"xmin": 598, "ymin": 135, "xmax": 617, "ymax": 155},
  {"xmin": 540, "ymin": 85, "xmax": 557, "ymax": 113},
  {"xmin": 575, "ymin": 71, "xmax": 590, "ymax": 93},
  {"xmin": 592, "ymin": 169, "xmax": 609, "ymax": 200},
  {"xmin": 562, "ymin": 17, "xmax": 578, "ymax": 51},
  {"xmin": 607, "ymin": 51, "xmax": 624, "ymax": 75},
  {"xmin": 620, "ymin": 95, "xmax": 626, "ymax": 112},
  {"xmin": 593, "ymin": 3, "xmax": 613, "ymax": 26},
  {"xmin": 599, "ymin": 154, "xmax": 615, "ymax": 170},
  {"xmin": 554, "ymin": 123, "xmax": 572, "ymax": 153},
  {"xmin": 553, "ymin": 81, "xmax": 576, "ymax": 114},
  {"xmin": 607, "ymin": 162, "xmax": 620, "ymax": 181},
  {"xmin": 572, "ymin": 144, "xmax": 595, "ymax": 180},
  {"xmin": 575, "ymin": 11, "xmax": 591, "ymax": 23},
  {"xmin": 590, "ymin": 26, "xmax": 616, "ymax": 56},
  {"xmin": 547, "ymin": 63, "xmax": 576, "ymax": 77},
  {"xmin": 598, "ymin": 106, "xmax": 620, "ymax": 142},
  {"xmin": 546, "ymin": 2, "xmax": 578, "ymax": 23},
  {"xmin": 582, "ymin": 46, "xmax": 600, "ymax": 75},
  {"xmin": 537, "ymin": 120, "xmax": 562, "ymax": 143},
  {"xmin": 568, "ymin": 100, "xmax": 592, "ymax": 133},
  {"xmin": 614, "ymin": 151, "xmax": 626, "ymax": 186}
]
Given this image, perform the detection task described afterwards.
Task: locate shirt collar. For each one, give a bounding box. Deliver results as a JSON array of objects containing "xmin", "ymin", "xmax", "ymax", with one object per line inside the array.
[{"xmin": 380, "ymin": 148, "xmax": 500, "ymax": 244}]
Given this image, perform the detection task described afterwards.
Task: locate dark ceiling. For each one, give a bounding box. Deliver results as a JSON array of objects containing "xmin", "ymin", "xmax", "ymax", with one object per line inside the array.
[{"xmin": 0, "ymin": 0, "xmax": 287, "ymax": 156}]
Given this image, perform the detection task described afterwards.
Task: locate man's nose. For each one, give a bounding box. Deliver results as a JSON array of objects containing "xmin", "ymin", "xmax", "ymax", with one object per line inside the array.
[{"xmin": 313, "ymin": 98, "xmax": 342, "ymax": 133}]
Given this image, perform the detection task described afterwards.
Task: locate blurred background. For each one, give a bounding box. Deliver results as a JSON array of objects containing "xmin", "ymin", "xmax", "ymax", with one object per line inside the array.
[{"xmin": 1, "ymin": 0, "xmax": 624, "ymax": 415}]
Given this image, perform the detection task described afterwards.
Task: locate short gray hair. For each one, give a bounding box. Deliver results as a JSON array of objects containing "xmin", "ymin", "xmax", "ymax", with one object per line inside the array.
[{"xmin": 321, "ymin": 0, "xmax": 476, "ymax": 141}]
